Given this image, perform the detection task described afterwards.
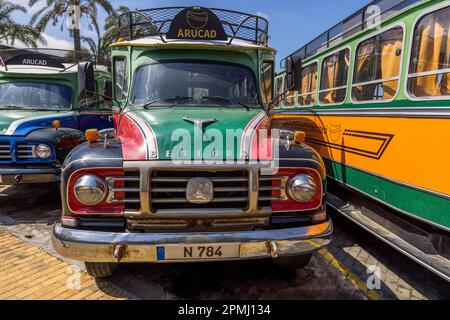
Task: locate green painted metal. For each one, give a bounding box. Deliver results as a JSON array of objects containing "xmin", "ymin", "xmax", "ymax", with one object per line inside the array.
[
  {"xmin": 128, "ymin": 106, "xmax": 261, "ymax": 160},
  {"xmin": 324, "ymin": 158, "xmax": 450, "ymax": 229},
  {"xmin": 109, "ymin": 35, "xmax": 276, "ymax": 160},
  {"xmin": 111, "ymin": 43, "xmax": 276, "ymax": 109}
]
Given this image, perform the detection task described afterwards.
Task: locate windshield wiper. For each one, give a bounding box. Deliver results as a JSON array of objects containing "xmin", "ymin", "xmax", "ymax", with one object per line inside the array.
[
  {"xmin": 141, "ymin": 96, "xmax": 194, "ymax": 109},
  {"xmin": 202, "ymin": 96, "xmax": 250, "ymax": 110}
]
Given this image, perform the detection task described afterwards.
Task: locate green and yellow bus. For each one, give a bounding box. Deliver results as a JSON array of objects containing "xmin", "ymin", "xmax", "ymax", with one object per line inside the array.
[{"xmin": 273, "ymin": 0, "xmax": 449, "ymax": 281}]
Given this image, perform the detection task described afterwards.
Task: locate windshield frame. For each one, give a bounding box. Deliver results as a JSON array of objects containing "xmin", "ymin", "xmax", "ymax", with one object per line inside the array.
[
  {"xmin": 128, "ymin": 60, "xmax": 263, "ymax": 110},
  {"xmin": 0, "ymin": 80, "xmax": 74, "ymax": 111}
]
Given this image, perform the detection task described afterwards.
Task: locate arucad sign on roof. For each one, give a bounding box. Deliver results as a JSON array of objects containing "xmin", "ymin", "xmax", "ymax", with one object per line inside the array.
[
  {"xmin": 166, "ymin": 7, "xmax": 228, "ymax": 41},
  {"xmin": 5, "ymin": 52, "xmax": 65, "ymax": 69}
]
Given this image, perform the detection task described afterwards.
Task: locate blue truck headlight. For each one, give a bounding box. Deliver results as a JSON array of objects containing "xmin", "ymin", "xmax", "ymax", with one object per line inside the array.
[
  {"xmin": 74, "ymin": 174, "xmax": 108, "ymax": 205},
  {"xmin": 34, "ymin": 144, "xmax": 52, "ymax": 159}
]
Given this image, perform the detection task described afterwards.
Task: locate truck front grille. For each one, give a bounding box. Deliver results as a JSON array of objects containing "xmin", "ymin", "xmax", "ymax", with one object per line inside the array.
[
  {"xmin": 105, "ymin": 166, "xmax": 289, "ymax": 215},
  {"xmin": 16, "ymin": 144, "xmax": 36, "ymax": 159},
  {"xmin": 0, "ymin": 141, "xmax": 11, "ymax": 160},
  {"xmin": 150, "ymin": 169, "xmax": 249, "ymax": 211}
]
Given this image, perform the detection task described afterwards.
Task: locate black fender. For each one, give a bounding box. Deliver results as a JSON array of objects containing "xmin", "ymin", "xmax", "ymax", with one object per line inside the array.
[
  {"xmin": 61, "ymin": 139, "xmax": 123, "ymax": 216},
  {"xmin": 277, "ymin": 141, "xmax": 327, "ymax": 204},
  {"xmin": 26, "ymin": 127, "xmax": 85, "ymax": 162},
  {"xmin": 62, "ymin": 139, "xmax": 123, "ymax": 176},
  {"xmin": 278, "ymin": 141, "xmax": 326, "ymax": 178}
]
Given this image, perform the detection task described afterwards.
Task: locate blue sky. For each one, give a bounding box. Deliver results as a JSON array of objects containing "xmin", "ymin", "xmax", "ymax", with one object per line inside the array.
[{"xmin": 11, "ymin": 0, "xmax": 370, "ymax": 67}]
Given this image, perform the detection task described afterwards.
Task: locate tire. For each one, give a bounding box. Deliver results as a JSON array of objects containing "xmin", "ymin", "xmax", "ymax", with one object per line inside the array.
[
  {"xmin": 85, "ymin": 262, "xmax": 118, "ymax": 278},
  {"xmin": 274, "ymin": 254, "xmax": 312, "ymax": 270}
]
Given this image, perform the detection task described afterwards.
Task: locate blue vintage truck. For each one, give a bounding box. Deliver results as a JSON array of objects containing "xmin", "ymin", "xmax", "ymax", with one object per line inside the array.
[{"xmin": 0, "ymin": 48, "xmax": 113, "ymax": 185}]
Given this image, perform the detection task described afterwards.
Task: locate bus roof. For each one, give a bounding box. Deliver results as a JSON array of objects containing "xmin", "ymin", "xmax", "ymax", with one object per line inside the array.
[
  {"xmin": 0, "ymin": 48, "xmax": 108, "ymax": 74},
  {"xmin": 285, "ymin": 0, "xmax": 426, "ymax": 62},
  {"xmin": 117, "ymin": 6, "xmax": 270, "ymax": 48}
]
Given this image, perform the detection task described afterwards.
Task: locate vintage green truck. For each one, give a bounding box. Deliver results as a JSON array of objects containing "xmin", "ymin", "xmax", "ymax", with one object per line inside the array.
[{"xmin": 51, "ymin": 7, "xmax": 332, "ymax": 278}]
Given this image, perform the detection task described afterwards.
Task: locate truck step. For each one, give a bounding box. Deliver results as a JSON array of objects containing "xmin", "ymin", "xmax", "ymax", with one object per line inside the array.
[{"xmin": 326, "ymin": 193, "xmax": 450, "ymax": 282}]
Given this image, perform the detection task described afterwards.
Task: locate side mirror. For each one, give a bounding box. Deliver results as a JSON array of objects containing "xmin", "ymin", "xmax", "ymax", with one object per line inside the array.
[
  {"xmin": 78, "ymin": 62, "xmax": 96, "ymax": 97},
  {"xmin": 103, "ymin": 79, "xmax": 113, "ymax": 101},
  {"xmin": 285, "ymin": 56, "xmax": 302, "ymax": 92}
]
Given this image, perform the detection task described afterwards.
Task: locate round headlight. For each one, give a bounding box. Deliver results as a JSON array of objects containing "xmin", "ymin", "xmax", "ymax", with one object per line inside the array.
[
  {"xmin": 74, "ymin": 174, "xmax": 108, "ymax": 205},
  {"xmin": 287, "ymin": 174, "xmax": 318, "ymax": 202},
  {"xmin": 34, "ymin": 144, "xmax": 52, "ymax": 159}
]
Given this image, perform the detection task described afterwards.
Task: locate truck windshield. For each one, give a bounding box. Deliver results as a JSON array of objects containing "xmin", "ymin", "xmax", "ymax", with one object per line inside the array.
[
  {"xmin": 0, "ymin": 82, "xmax": 72, "ymax": 110},
  {"xmin": 131, "ymin": 62, "xmax": 260, "ymax": 108}
]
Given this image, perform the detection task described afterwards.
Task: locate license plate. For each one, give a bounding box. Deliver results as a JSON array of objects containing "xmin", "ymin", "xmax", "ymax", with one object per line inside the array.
[{"xmin": 156, "ymin": 244, "xmax": 240, "ymax": 261}]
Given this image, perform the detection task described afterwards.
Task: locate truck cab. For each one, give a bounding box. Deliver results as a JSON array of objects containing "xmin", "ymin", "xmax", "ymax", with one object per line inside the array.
[
  {"xmin": 0, "ymin": 48, "xmax": 113, "ymax": 185},
  {"xmin": 51, "ymin": 7, "xmax": 332, "ymax": 278}
]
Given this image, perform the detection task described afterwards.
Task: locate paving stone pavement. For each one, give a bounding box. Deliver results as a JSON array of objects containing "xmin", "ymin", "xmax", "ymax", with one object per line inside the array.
[
  {"xmin": 0, "ymin": 184, "xmax": 449, "ymax": 300},
  {"xmin": 0, "ymin": 229, "xmax": 133, "ymax": 300}
]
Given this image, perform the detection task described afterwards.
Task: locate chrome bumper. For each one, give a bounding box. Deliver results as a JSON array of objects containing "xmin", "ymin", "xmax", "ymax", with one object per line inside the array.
[
  {"xmin": 52, "ymin": 220, "xmax": 333, "ymax": 263},
  {"xmin": 0, "ymin": 168, "xmax": 59, "ymax": 185}
]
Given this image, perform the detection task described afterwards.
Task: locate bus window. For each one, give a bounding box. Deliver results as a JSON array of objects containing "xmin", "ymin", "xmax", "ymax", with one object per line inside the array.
[
  {"xmin": 319, "ymin": 49, "xmax": 350, "ymax": 104},
  {"xmin": 113, "ymin": 57, "xmax": 128, "ymax": 101},
  {"xmin": 298, "ymin": 62, "xmax": 317, "ymax": 106},
  {"xmin": 261, "ymin": 62, "xmax": 274, "ymax": 105},
  {"xmin": 352, "ymin": 27, "xmax": 403, "ymax": 102},
  {"xmin": 408, "ymin": 5, "xmax": 450, "ymax": 98}
]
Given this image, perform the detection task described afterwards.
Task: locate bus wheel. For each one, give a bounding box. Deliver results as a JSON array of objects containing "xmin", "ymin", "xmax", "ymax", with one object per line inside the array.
[
  {"xmin": 274, "ymin": 254, "xmax": 312, "ymax": 270},
  {"xmin": 85, "ymin": 262, "xmax": 118, "ymax": 278}
]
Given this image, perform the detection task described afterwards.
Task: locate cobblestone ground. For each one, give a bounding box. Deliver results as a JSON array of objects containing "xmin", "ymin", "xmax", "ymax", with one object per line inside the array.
[{"xmin": 0, "ymin": 184, "xmax": 448, "ymax": 300}]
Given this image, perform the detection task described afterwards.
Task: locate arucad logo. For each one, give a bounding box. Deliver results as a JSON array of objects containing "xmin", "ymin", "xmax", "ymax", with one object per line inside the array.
[
  {"xmin": 186, "ymin": 10, "xmax": 208, "ymax": 29},
  {"xmin": 22, "ymin": 58, "xmax": 48, "ymax": 66}
]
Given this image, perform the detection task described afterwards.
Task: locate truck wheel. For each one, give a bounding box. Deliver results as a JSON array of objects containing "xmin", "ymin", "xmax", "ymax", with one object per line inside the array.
[
  {"xmin": 85, "ymin": 262, "xmax": 118, "ymax": 278},
  {"xmin": 274, "ymin": 254, "xmax": 312, "ymax": 270}
]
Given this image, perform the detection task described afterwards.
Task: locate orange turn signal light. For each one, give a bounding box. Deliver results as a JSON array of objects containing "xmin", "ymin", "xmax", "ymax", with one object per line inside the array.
[
  {"xmin": 294, "ymin": 131, "xmax": 306, "ymax": 144},
  {"xmin": 85, "ymin": 129, "xmax": 99, "ymax": 143},
  {"xmin": 52, "ymin": 120, "xmax": 61, "ymax": 129}
]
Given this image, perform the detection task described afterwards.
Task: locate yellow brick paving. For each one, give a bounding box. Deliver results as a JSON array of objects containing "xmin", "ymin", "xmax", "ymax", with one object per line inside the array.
[{"xmin": 0, "ymin": 230, "xmax": 131, "ymax": 300}]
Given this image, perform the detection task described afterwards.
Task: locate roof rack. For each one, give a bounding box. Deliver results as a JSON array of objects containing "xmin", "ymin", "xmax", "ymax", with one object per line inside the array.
[
  {"xmin": 286, "ymin": 0, "xmax": 424, "ymax": 62},
  {"xmin": 0, "ymin": 48, "xmax": 96, "ymax": 72},
  {"xmin": 118, "ymin": 6, "xmax": 269, "ymax": 46}
]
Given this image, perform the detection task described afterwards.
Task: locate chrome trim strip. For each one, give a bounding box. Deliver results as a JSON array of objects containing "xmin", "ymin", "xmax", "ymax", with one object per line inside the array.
[
  {"xmin": 408, "ymin": 68, "xmax": 450, "ymax": 78},
  {"xmin": 327, "ymin": 198, "xmax": 449, "ymax": 282},
  {"xmin": 152, "ymin": 197, "xmax": 249, "ymax": 204},
  {"xmin": 318, "ymin": 85, "xmax": 348, "ymax": 93}
]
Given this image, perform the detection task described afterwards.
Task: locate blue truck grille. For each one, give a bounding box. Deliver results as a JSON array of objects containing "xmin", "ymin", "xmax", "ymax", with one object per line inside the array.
[
  {"xmin": 0, "ymin": 141, "xmax": 12, "ymax": 161},
  {"xmin": 0, "ymin": 141, "xmax": 37, "ymax": 162},
  {"xmin": 16, "ymin": 144, "xmax": 36, "ymax": 160}
]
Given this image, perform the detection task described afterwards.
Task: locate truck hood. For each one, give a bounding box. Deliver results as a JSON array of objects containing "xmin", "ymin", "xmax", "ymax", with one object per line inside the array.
[
  {"xmin": 0, "ymin": 109, "xmax": 76, "ymax": 136},
  {"xmin": 118, "ymin": 107, "xmax": 269, "ymax": 161}
]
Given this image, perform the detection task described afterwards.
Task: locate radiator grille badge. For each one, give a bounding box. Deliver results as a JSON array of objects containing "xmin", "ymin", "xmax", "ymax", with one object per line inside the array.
[{"xmin": 186, "ymin": 177, "xmax": 214, "ymax": 204}]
